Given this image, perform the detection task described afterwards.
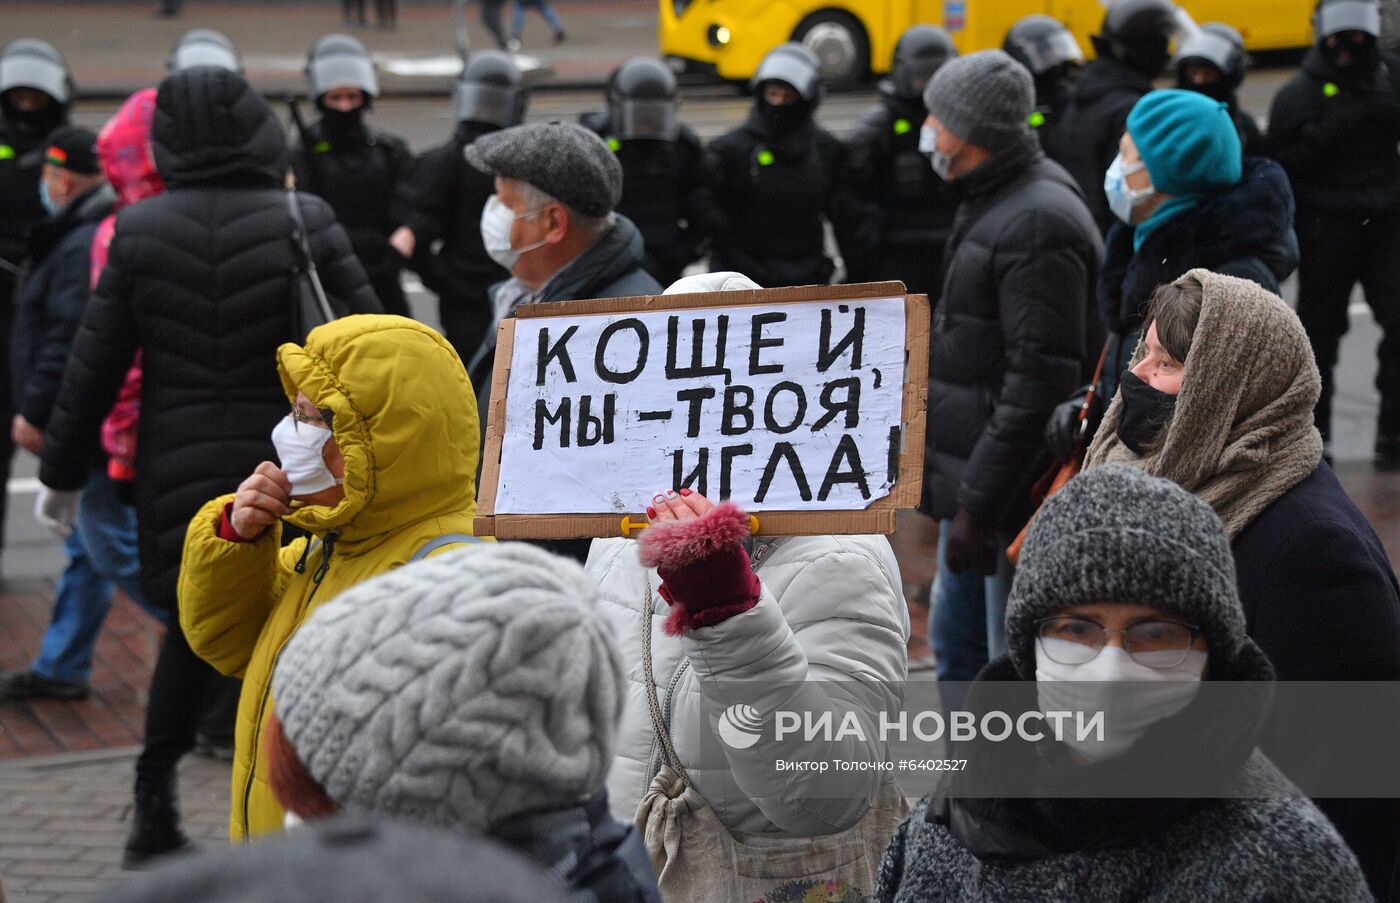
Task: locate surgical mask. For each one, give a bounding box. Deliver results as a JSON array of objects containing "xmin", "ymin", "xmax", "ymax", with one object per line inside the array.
[
  {"xmin": 271, "ymin": 414, "xmax": 340, "ymax": 496},
  {"xmin": 1036, "ymin": 639, "xmax": 1207, "ymax": 762},
  {"xmin": 1104, "ymin": 152, "xmax": 1156, "ymax": 223},
  {"xmin": 919, "ymin": 122, "xmax": 957, "ymax": 181},
  {"xmin": 1117, "ymin": 370, "xmax": 1178, "ymax": 455},
  {"xmin": 479, "ymin": 194, "xmax": 547, "ymax": 272},
  {"xmin": 38, "ymin": 179, "xmax": 58, "ymax": 215}
]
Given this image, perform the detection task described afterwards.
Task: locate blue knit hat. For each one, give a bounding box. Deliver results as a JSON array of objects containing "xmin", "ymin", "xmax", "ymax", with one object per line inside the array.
[{"xmin": 1126, "ymin": 89, "xmax": 1241, "ymax": 196}]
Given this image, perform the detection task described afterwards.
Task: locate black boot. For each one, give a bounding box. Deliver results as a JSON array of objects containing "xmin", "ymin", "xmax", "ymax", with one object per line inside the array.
[{"xmin": 122, "ymin": 773, "xmax": 198, "ymax": 869}]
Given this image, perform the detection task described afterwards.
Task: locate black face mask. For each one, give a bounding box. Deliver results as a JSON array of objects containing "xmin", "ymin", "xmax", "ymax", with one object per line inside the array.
[
  {"xmin": 1118, "ymin": 370, "xmax": 1178, "ymax": 455},
  {"xmin": 1178, "ymin": 72, "xmax": 1233, "ymax": 104},
  {"xmin": 2, "ymin": 101, "xmax": 64, "ymax": 142},
  {"xmin": 758, "ymin": 98, "xmax": 810, "ymax": 135},
  {"xmin": 1322, "ymin": 38, "xmax": 1379, "ymax": 75},
  {"xmin": 318, "ymin": 106, "xmax": 366, "ymax": 143}
]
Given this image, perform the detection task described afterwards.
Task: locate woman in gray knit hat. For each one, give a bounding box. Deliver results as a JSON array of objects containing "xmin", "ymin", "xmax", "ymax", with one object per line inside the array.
[
  {"xmin": 1084, "ymin": 268, "xmax": 1400, "ymax": 899},
  {"xmin": 876, "ymin": 464, "xmax": 1370, "ymax": 902}
]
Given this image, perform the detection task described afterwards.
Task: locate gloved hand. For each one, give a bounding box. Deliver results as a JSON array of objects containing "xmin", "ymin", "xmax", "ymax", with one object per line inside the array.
[
  {"xmin": 1044, "ymin": 384, "xmax": 1103, "ymax": 464},
  {"xmin": 637, "ymin": 489, "xmax": 761, "ymax": 636},
  {"xmin": 34, "ymin": 488, "xmax": 80, "ymax": 539},
  {"xmin": 944, "ymin": 506, "xmax": 1000, "ymax": 576}
]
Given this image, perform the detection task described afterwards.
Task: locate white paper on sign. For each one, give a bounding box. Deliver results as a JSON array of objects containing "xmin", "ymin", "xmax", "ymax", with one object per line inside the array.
[{"xmin": 493, "ymin": 297, "xmax": 907, "ymax": 514}]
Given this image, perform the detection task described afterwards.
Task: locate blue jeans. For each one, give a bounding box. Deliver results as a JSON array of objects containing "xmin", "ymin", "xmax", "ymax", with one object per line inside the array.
[
  {"xmin": 929, "ymin": 519, "xmax": 1013, "ymax": 712},
  {"xmin": 511, "ymin": 0, "xmax": 564, "ymax": 38},
  {"xmin": 32, "ymin": 472, "xmax": 161, "ymax": 684}
]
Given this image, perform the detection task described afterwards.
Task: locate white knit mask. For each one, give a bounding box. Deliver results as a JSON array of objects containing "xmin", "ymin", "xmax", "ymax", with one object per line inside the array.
[
  {"xmin": 271, "ymin": 414, "xmax": 339, "ymax": 496},
  {"xmin": 1035, "ymin": 639, "xmax": 1207, "ymax": 762}
]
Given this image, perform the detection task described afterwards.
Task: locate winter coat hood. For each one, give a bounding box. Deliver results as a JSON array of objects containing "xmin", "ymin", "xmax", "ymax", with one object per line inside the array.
[
  {"xmin": 99, "ymin": 88, "xmax": 163, "ymax": 209},
  {"xmin": 275, "ymin": 314, "xmax": 479, "ymax": 548},
  {"xmin": 153, "ymin": 67, "xmax": 286, "ymax": 188}
]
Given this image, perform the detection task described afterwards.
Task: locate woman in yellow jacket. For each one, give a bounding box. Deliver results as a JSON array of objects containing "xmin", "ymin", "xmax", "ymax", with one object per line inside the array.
[{"xmin": 177, "ymin": 314, "xmax": 483, "ymax": 840}]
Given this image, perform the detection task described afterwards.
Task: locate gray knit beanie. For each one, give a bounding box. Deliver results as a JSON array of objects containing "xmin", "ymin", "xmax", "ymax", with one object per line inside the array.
[
  {"xmin": 466, "ymin": 121, "xmax": 623, "ymax": 217},
  {"xmin": 272, "ymin": 543, "xmax": 626, "ymax": 832},
  {"xmin": 922, "ymin": 49, "xmax": 1033, "ymax": 150},
  {"xmin": 1005, "ymin": 464, "xmax": 1247, "ymax": 679}
]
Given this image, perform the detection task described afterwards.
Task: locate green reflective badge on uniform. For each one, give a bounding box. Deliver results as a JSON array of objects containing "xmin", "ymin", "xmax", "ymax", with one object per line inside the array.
[
  {"xmin": 0, "ymin": 145, "xmax": 13, "ymax": 161},
  {"xmin": 757, "ymin": 149, "xmax": 775, "ymax": 166},
  {"xmin": 313, "ymin": 141, "xmax": 331, "ymax": 154},
  {"xmin": 607, "ymin": 136, "xmax": 622, "ymax": 152},
  {"xmin": 893, "ymin": 118, "xmax": 911, "ymax": 135},
  {"xmin": 1029, "ymin": 111, "xmax": 1046, "ymax": 128},
  {"xmin": 1324, "ymin": 82, "xmax": 1340, "ymax": 98}
]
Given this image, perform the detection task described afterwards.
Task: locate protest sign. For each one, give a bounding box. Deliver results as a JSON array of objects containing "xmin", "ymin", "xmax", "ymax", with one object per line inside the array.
[{"xmin": 475, "ymin": 281, "xmax": 929, "ymax": 538}]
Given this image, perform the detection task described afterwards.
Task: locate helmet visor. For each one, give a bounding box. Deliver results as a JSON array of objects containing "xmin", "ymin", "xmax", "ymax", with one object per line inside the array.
[
  {"xmin": 616, "ymin": 98, "xmax": 678, "ymax": 140},
  {"xmin": 454, "ymin": 81, "xmax": 519, "ymax": 127},
  {"xmin": 308, "ymin": 56, "xmax": 379, "ymax": 98},
  {"xmin": 1316, "ymin": 1, "xmax": 1382, "ymax": 38},
  {"xmin": 1174, "ymin": 30, "xmax": 1236, "ymax": 71},
  {"xmin": 1018, "ymin": 30, "xmax": 1085, "ymax": 74},
  {"xmin": 0, "ymin": 56, "xmax": 68, "ymax": 104},
  {"xmin": 752, "ymin": 54, "xmax": 818, "ymax": 100},
  {"xmin": 170, "ymin": 44, "xmax": 241, "ymax": 73}
]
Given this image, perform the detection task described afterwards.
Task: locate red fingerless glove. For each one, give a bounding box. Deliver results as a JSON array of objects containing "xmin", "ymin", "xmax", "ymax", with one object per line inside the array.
[{"xmin": 638, "ymin": 502, "xmax": 761, "ymax": 636}]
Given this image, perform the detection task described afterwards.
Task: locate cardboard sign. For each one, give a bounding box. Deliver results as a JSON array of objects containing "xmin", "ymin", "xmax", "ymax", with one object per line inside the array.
[{"xmin": 475, "ymin": 282, "xmax": 929, "ymax": 538}]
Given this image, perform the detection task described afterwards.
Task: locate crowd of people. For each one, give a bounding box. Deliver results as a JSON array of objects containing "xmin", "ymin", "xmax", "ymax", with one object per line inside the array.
[{"xmin": 0, "ymin": 0, "xmax": 1399, "ymax": 900}]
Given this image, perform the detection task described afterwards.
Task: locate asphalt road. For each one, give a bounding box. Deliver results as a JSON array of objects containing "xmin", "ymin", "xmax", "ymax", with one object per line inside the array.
[{"xmin": 6, "ymin": 68, "xmax": 1381, "ymax": 580}]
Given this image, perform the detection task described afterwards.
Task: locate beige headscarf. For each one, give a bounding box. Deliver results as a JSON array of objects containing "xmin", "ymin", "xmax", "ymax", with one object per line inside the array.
[{"xmin": 1084, "ymin": 268, "xmax": 1324, "ymax": 539}]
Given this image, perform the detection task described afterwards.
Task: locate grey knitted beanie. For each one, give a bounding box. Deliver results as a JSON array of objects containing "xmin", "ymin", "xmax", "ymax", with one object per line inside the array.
[
  {"xmin": 1005, "ymin": 464, "xmax": 1247, "ymax": 679},
  {"xmin": 922, "ymin": 49, "xmax": 1033, "ymax": 150},
  {"xmin": 272, "ymin": 543, "xmax": 626, "ymax": 833},
  {"xmin": 466, "ymin": 121, "xmax": 623, "ymax": 217}
]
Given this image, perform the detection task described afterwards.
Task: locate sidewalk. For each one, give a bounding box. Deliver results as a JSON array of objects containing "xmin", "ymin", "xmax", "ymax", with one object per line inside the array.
[{"xmin": 3, "ymin": 0, "xmax": 660, "ymax": 98}]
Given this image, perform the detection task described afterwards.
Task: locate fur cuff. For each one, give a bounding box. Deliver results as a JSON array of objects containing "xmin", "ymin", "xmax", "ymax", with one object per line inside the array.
[
  {"xmin": 638, "ymin": 501, "xmax": 751, "ymax": 570},
  {"xmin": 662, "ymin": 597, "xmax": 758, "ymax": 636}
]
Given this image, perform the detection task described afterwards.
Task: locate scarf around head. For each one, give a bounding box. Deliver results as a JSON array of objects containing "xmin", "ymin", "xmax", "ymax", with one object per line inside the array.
[{"xmin": 1084, "ymin": 269, "xmax": 1324, "ymax": 538}]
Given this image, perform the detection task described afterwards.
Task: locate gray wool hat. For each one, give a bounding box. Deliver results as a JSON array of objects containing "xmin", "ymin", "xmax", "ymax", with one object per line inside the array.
[
  {"xmin": 1005, "ymin": 464, "xmax": 1247, "ymax": 679},
  {"xmin": 272, "ymin": 543, "xmax": 626, "ymax": 833},
  {"xmin": 922, "ymin": 48, "xmax": 1033, "ymax": 150},
  {"xmin": 466, "ymin": 121, "xmax": 623, "ymax": 217}
]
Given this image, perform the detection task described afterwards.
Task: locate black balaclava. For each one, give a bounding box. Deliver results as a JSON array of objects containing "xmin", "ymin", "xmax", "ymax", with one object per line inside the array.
[
  {"xmin": 756, "ymin": 83, "xmax": 812, "ymax": 135},
  {"xmin": 1, "ymin": 89, "xmax": 65, "ymax": 144},
  {"xmin": 1322, "ymin": 32, "xmax": 1380, "ymax": 76},
  {"xmin": 317, "ymin": 97, "xmax": 368, "ymax": 145}
]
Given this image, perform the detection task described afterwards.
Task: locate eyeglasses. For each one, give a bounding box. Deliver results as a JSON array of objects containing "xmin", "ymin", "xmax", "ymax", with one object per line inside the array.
[
  {"xmin": 1036, "ymin": 616, "xmax": 1202, "ymax": 669},
  {"xmin": 290, "ymin": 404, "xmax": 333, "ymax": 431}
]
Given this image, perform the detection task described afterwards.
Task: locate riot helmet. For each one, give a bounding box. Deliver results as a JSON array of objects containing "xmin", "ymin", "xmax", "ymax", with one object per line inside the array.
[
  {"xmin": 306, "ymin": 34, "xmax": 380, "ymax": 101},
  {"xmin": 168, "ymin": 29, "xmax": 242, "ymax": 74},
  {"xmin": 1314, "ymin": 0, "xmax": 1382, "ymax": 71},
  {"xmin": 890, "ymin": 25, "xmax": 956, "ymax": 102},
  {"xmin": 453, "ymin": 50, "xmax": 526, "ymax": 128},
  {"xmin": 751, "ymin": 42, "xmax": 822, "ymax": 103},
  {"xmin": 0, "ymin": 39, "xmax": 72, "ymax": 108},
  {"xmin": 608, "ymin": 57, "xmax": 678, "ymax": 141},
  {"xmin": 1003, "ymin": 15, "xmax": 1083, "ymax": 77},
  {"xmin": 1091, "ymin": 0, "xmax": 1189, "ymax": 78},
  {"xmin": 1175, "ymin": 22, "xmax": 1247, "ymax": 100}
]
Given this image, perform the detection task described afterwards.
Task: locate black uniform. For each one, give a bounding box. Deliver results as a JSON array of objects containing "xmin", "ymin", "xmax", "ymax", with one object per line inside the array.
[
  {"xmin": 1267, "ymin": 47, "xmax": 1400, "ymax": 443},
  {"xmin": 579, "ymin": 111, "xmax": 711, "ymax": 288},
  {"xmin": 1043, "ymin": 57, "xmax": 1153, "ymax": 234},
  {"xmin": 397, "ymin": 121, "xmax": 507, "ymax": 360},
  {"xmin": 844, "ymin": 86, "xmax": 958, "ymax": 297},
  {"xmin": 293, "ymin": 114, "xmax": 414, "ymax": 317},
  {"xmin": 705, "ymin": 108, "xmax": 861, "ymax": 288}
]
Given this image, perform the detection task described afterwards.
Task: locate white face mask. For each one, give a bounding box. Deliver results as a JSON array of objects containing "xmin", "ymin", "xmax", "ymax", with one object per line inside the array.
[
  {"xmin": 1104, "ymin": 152, "xmax": 1156, "ymax": 224},
  {"xmin": 271, "ymin": 414, "xmax": 340, "ymax": 496},
  {"xmin": 919, "ymin": 122, "xmax": 959, "ymax": 182},
  {"xmin": 1035, "ymin": 638, "xmax": 1207, "ymax": 762},
  {"xmin": 479, "ymin": 194, "xmax": 548, "ymax": 272}
]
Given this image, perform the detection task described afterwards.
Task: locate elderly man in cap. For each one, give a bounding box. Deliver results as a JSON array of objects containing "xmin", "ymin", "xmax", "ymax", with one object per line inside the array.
[
  {"xmin": 461, "ymin": 121, "xmax": 661, "ymax": 387},
  {"xmin": 919, "ymin": 50, "xmax": 1101, "ymax": 710}
]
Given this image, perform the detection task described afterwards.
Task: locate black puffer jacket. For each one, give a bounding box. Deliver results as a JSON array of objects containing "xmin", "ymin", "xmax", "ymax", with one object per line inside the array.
[
  {"xmin": 1097, "ymin": 156, "xmax": 1298, "ymax": 398},
  {"xmin": 1267, "ymin": 48, "xmax": 1400, "ymax": 218},
  {"xmin": 922, "ymin": 134, "xmax": 1102, "ymax": 531},
  {"xmin": 292, "ymin": 115, "xmax": 414, "ymax": 316},
  {"xmin": 12, "ymin": 183, "xmax": 113, "ymax": 429},
  {"xmin": 704, "ymin": 108, "xmax": 862, "ymax": 288},
  {"xmin": 843, "ymin": 87, "xmax": 959, "ymax": 295},
  {"xmin": 579, "ymin": 111, "xmax": 713, "ymax": 288},
  {"xmin": 39, "ymin": 68, "xmax": 380, "ymax": 610},
  {"xmin": 1043, "ymin": 58, "xmax": 1153, "ymax": 234}
]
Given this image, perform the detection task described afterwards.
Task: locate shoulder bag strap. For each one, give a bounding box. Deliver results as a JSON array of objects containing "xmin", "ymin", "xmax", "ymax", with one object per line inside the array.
[
  {"xmin": 642, "ymin": 582, "xmax": 693, "ymax": 789},
  {"xmin": 409, "ymin": 533, "xmax": 482, "ymax": 562}
]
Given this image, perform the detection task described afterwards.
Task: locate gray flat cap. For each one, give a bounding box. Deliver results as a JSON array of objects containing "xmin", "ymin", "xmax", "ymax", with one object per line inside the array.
[{"xmin": 466, "ymin": 121, "xmax": 623, "ymax": 217}]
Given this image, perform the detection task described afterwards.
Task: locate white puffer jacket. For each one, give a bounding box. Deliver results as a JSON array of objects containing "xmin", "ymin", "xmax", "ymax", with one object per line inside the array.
[{"xmin": 587, "ymin": 532, "xmax": 910, "ymax": 834}]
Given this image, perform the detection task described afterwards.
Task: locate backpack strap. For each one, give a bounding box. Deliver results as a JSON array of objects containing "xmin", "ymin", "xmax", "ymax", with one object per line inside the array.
[{"xmin": 409, "ymin": 533, "xmax": 482, "ymax": 563}]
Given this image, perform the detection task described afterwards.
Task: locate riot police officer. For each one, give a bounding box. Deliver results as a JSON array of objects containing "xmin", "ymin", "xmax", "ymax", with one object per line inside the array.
[
  {"xmin": 0, "ymin": 39, "xmax": 73, "ymax": 567},
  {"xmin": 705, "ymin": 43, "xmax": 861, "ymax": 287},
  {"xmin": 166, "ymin": 29, "xmax": 242, "ymax": 73},
  {"xmin": 1269, "ymin": 0, "xmax": 1400, "ymax": 468},
  {"xmin": 1176, "ymin": 23, "xmax": 1264, "ymax": 156},
  {"xmin": 843, "ymin": 25, "xmax": 958, "ymax": 297},
  {"xmin": 1044, "ymin": 0, "xmax": 1184, "ymax": 233},
  {"xmin": 292, "ymin": 34, "xmax": 414, "ymax": 316},
  {"xmin": 1003, "ymin": 15, "xmax": 1084, "ymax": 148},
  {"xmin": 579, "ymin": 57, "xmax": 711, "ymax": 287},
  {"xmin": 392, "ymin": 51, "xmax": 527, "ymax": 361}
]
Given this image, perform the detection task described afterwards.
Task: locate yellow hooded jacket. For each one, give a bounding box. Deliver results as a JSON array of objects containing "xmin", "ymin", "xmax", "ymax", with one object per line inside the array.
[{"xmin": 177, "ymin": 315, "xmax": 483, "ymax": 841}]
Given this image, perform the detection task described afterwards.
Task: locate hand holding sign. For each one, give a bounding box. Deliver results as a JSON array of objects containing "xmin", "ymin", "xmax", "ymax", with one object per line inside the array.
[{"xmin": 646, "ymin": 488, "xmax": 712, "ymax": 523}]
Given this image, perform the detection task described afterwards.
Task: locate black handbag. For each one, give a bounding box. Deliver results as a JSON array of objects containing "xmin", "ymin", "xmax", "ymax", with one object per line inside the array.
[{"xmin": 286, "ymin": 189, "xmax": 336, "ymax": 342}]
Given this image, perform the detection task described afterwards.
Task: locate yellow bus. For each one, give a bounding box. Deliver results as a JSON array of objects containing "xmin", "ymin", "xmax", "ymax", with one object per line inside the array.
[{"xmin": 660, "ymin": 0, "xmax": 1315, "ymax": 86}]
